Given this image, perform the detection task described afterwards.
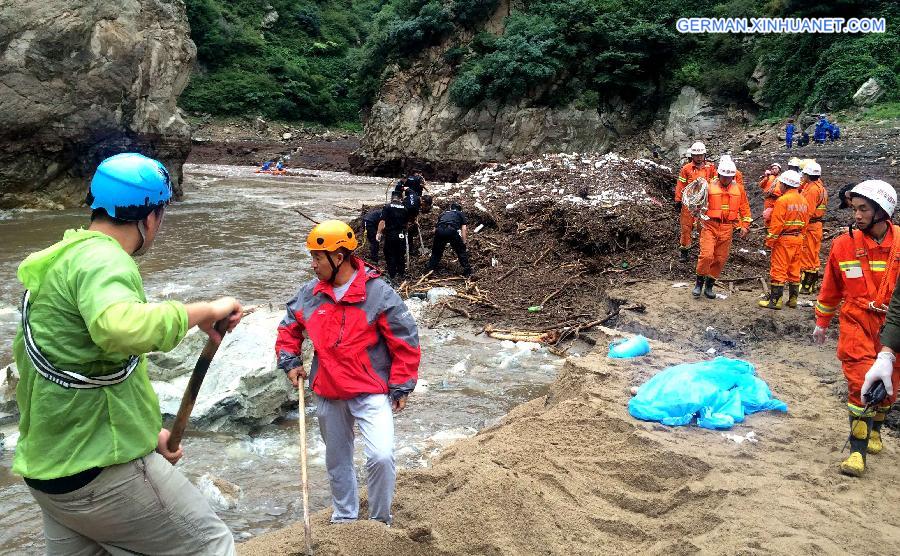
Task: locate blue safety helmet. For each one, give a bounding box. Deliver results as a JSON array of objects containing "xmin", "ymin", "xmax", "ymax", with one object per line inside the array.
[{"xmin": 88, "ymin": 153, "xmax": 172, "ymax": 221}]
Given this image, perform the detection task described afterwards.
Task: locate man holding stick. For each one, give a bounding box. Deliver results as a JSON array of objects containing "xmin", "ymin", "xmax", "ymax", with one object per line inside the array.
[
  {"xmin": 12, "ymin": 153, "xmax": 242, "ymax": 554},
  {"xmin": 276, "ymin": 220, "xmax": 420, "ymax": 525}
]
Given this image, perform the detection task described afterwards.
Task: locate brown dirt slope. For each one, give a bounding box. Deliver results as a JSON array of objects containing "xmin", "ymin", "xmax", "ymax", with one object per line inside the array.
[{"xmin": 240, "ymin": 281, "xmax": 900, "ymax": 556}]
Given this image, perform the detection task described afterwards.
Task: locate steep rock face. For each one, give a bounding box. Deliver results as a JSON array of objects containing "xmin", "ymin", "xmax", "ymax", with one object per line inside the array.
[
  {"xmin": 0, "ymin": 0, "xmax": 196, "ymax": 209},
  {"xmin": 353, "ymin": 54, "xmax": 642, "ymax": 178},
  {"xmin": 657, "ymin": 86, "xmax": 731, "ymax": 157}
]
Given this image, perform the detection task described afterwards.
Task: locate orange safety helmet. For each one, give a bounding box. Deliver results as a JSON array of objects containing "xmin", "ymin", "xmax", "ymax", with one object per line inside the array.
[{"xmin": 306, "ymin": 220, "xmax": 359, "ymax": 252}]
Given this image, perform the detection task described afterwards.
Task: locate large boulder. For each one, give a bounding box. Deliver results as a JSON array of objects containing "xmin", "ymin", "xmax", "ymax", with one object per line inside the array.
[
  {"xmin": 659, "ymin": 86, "xmax": 728, "ymax": 157},
  {"xmin": 151, "ymin": 309, "xmax": 296, "ymax": 433},
  {"xmin": 0, "ymin": 1, "xmax": 196, "ymax": 209},
  {"xmin": 0, "ymin": 363, "xmax": 18, "ymax": 425},
  {"xmin": 853, "ymin": 77, "xmax": 885, "ymax": 107}
]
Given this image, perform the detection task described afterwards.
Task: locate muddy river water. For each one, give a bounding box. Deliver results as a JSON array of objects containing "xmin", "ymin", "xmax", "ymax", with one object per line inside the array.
[{"xmin": 0, "ymin": 165, "xmax": 562, "ymax": 553}]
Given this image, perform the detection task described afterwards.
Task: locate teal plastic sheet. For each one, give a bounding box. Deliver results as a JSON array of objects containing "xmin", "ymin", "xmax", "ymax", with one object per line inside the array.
[{"xmin": 627, "ymin": 357, "xmax": 787, "ymax": 430}]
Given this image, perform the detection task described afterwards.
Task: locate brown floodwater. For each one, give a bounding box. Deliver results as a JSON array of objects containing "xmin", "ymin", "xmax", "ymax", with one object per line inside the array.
[{"xmin": 0, "ymin": 165, "xmax": 561, "ymax": 553}]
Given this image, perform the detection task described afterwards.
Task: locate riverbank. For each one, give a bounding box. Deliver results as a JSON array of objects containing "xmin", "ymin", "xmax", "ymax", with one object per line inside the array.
[
  {"xmin": 240, "ymin": 280, "xmax": 900, "ymax": 555},
  {"xmin": 186, "ymin": 116, "xmax": 360, "ymax": 172}
]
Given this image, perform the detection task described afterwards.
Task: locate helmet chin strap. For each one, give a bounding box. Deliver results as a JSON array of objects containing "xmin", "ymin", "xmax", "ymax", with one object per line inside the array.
[{"xmin": 325, "ymin": 252, "xmax": 344, "ymax": 283}]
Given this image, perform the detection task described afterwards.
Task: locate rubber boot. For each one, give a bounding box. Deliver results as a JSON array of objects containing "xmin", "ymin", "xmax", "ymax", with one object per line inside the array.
[
  {"xmin": 758, "ymin": 285, "xmax": 784, "ymax": 310},
  {"xmin": 786, "ymin": 283, "xmax": 800, "ymax": 308},
  {"xmin": 703, "ymin": 276, "xmax": 716, "ymax": 299},
  {"xmin": 679, "ymin": 247, "xmax": 690, "ymax": 263},
  {"xmin": 840, "ymin": 415, "xmax": 872, "ymax": 477},
  {"xmin": 808, "ymin": 271, "xmax": 819, "ymax": 294},
  {"xmin": 692, "ymin": 275, "xmax": 704, "ymax": 298},
  {"xmin": 869, "ymin": 409, "xmax": 888, "ymax": 454},
  {"xmin": 798, "ymin": 271, "xmax": 810, "ymax": 295}
]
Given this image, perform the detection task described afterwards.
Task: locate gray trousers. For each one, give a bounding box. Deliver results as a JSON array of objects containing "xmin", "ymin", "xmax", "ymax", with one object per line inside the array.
[
  {"xmin": 317, "ymin": 393, "xmax": 395, "ymax": 523},
  {"xmin": 27, "ymin": 452, "xmax": 235, "ymax": 556}
]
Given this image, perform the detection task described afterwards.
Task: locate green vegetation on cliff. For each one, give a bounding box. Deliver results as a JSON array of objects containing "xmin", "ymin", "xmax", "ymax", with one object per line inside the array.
[
  {"xmin": 181, "ymin": 0, "xmax": 379, "ymax": 124},
  {"xmin": 181, "ymin": 0, "xmax": 900, "ymax": 123}
]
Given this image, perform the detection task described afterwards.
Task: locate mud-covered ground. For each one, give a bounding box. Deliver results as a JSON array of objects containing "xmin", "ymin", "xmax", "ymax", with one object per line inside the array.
[
  {"xmin": 186, "ymin": 118, "xmax": 360, "ymax": 172},
  {"xmin": 240, "ymin": 280, "xmax": 900, "ymax": 555}
]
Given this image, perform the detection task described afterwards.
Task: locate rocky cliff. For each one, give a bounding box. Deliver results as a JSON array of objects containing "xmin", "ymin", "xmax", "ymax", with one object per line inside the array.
[
  {"xmin": 351, "ymin": 2, "xmax": 756, "ymax": 179},
  {"xmin": 0, "ymin": 0, "xmax": 196, "ymax": 209}
]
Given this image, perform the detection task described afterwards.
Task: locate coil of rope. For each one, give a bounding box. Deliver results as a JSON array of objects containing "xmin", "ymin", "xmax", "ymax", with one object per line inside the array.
[{"xmin": 682, "ymin": 177, "xmax": 709, "ymax": 218}]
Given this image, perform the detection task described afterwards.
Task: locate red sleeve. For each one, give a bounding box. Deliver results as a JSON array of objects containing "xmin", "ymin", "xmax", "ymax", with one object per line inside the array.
[
  {"xmin": 376, "ymin": 295, "xmax": 421, "ymax": 398},
  {"xmin": 675, "ymin": 166, "xmax": 689, "ymax": 202},
  {"xmin": 275, "ymin": 302, "xmax": 306, "ymax": 372},
  {"xmin": 815, "ymin": 241, "xmax": 845, "ymax": 328}
]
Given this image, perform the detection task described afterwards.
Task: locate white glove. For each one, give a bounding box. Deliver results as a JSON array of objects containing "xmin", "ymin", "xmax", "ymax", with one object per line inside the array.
[
  {"xmin": 375, "ymin": 233, "xmax": 383, "ymax": 242},
  {"xmin": 862, "ymin": 351, "xmax": 895, "ymax": 399},
  {"xmin": 812, "ymin": 325, "xmax": 827, "ymax": 344}
]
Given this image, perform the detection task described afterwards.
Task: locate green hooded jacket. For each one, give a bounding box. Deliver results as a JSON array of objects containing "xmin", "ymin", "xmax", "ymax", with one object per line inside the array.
[{"xmin": 13, "ymin": 229, "xmax": 187, "ymax": 479}]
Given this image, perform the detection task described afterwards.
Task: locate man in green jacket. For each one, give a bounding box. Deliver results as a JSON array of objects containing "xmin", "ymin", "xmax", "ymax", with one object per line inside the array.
[{"xmin": 14, "ymin": 153, "xmax": 242, "ymax": 554}]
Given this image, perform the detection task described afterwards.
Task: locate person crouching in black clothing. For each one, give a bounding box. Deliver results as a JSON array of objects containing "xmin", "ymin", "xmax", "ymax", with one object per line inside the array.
[
  {"xmin": 378, "ymin": 191, "xmax": 410, "ymax": 279},
  {"xmin": 426, "ymin": 202, "xmax": 472, "ymax": 277}
]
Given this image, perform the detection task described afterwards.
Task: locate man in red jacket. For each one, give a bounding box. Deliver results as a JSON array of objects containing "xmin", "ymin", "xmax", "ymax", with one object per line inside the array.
[{"xmin": 275, "ymin": 220, "xmax": 420, "ymax": 524}]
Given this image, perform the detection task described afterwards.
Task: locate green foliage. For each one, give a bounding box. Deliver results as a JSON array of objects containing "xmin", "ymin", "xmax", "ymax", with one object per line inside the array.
[
  {"xmin": 182, "ymin": 0, "xmax": 378, "ymax": 123},
  {"xmin": 452, "ymin": 0, "xmax": 499, "ymax": 28},
  {"xmin": 861, "ymin": 101, "xmax": 900, "ymax": 121},
  {"xmin": 181, "ymin": 0, "xmax": 900, "ymax": 124}
]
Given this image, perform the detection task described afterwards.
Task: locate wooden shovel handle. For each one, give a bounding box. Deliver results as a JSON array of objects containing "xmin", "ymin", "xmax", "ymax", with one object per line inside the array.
[{"xmin": 167, "ymin": 319, "xmax": 230, "ymax": 452}]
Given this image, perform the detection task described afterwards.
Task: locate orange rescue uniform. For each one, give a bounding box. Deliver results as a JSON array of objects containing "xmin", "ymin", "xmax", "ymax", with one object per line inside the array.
[
  {"xmin": 764, "ymin": 181, "xmax": 787, "ymax": 224},
  {"xmin": 765, "ymin": 189, "xmax": 809, "ymax": 285},
  {"xmin": 675, "ymin": 161, "xmax": 716, "ymax": 248},
  {"xmin": 696, "ymin": 177, "xmax": 752, "ymax": 279},
  {"xmin": 815, "ymin": 226, "xmax": 900, "ymax": 412},
  {"xmin": 799, "ymin": 178, "xmax": 828, "ymax": 273}
]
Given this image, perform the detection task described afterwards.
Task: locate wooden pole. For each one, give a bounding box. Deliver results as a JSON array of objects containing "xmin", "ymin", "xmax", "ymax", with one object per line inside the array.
[
  {"xmin": 167, "ymin": 320, "xmax": 229, "ymax": 452},
  {"xmin": 298, "ymin": 382, "xmax": 313, "ymax": 555}
]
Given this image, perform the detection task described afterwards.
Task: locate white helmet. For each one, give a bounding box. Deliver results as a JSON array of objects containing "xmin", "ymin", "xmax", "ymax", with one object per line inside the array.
[
  {"xmin": 850, "ymin": 180, "xmax": 897, "ymax": 216},
  {"xmin": 770, "ymin": 163, "xmax": 781, "ymax": 171},
  {"xmin": 788, "ymin": 157, "xmax": 801, "ymax": 169},
  {"xmin": 689, "ymin": 142, "xmax": 707, "ymax": 155},
  {"xmin": 777, "ymin": 170, "xmax": 802, "ymax": 188},
  {"xmin": 717, "ymin": 158, "xmax": 737, "ymax": 177},
  {"xmin": 803, "ymin": 161, "xmax": 821, "ymax": 177}
]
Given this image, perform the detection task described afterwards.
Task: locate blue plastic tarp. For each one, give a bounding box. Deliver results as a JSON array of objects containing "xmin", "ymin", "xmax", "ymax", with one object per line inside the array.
[{"xmin": 627, "ymin": 357, "xmax": 788, "ymax": 430}]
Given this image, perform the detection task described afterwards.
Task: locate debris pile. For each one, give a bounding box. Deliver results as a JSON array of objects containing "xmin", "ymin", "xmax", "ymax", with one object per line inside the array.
[{"xmin": 355, "ymin": 152, "xmax": 770, "ymax": 352}]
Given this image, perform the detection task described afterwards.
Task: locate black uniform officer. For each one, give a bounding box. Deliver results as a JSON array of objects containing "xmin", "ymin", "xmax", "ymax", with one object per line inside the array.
[
  {"xmin": 426, "ymin": 202, "xmax": 472, "ymax": 276},
  {"xmin": 361, "ymin": 207, "xmax": 383, "ymax": 262},
  {"xmin": 378, "ymin": 191, "xmax": 410, "ymax": 279}
]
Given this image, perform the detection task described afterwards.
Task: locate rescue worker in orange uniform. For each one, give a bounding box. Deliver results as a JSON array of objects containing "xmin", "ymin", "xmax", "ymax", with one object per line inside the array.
[
  {"xmin": 719, "ymin": 154, "xmax": 744, "ymax": 188},
  {"xmin": 763, "ymin": 159, "xmax": 800, "ymax": 224},
  {"xmin": 691, "ymin": 157, "xmax": 752, "ymax": 299},
  {"xmin": 812, "ymin": 180, "xmax": 900, "ymax": 477},
  {"xmin": 759, "ymin": 170, "xmax": 808, "ymax": 310},
  {"xmin": 759, "ymin": 163, "xmax": 781, "ymax": 198},
  {"xmin": 675, "ymin": 142, "xmax": 716, "ymax": 262},
  {"xmin": 798, "ymin": 161, "xmax": 827, "ymax": 294}
]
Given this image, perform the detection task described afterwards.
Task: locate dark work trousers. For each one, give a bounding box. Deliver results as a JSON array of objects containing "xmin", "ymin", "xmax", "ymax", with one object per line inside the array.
[
  {"xmin": 427, "ymin": 228, "xmax": 471, "ymax": 275},
  {"xmin": 384, "ymin": 232, "xmax": 407, "ymax": 279},
  {"xmin": 364, "ymin": 222, "xmax": 380, "ymax": 262},
  {"xmin": 407, "ymin": 219, "xmax": 420, "ymax": 257}
]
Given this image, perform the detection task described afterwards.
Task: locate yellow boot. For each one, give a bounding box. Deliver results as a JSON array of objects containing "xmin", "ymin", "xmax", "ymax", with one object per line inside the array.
[
  {"xmin": 868, "ymin": 430, "xmax": 883, "ymax": 455},
  {"xmin": 840, "ymin": 452, "xmax": 866, "ymax": 477},
  {"xmin": 758, "ymin": 285, "xmax": 784, "ymax": 310},
  {"xmin": 841, "ymin": 415, "xmax": 871, "ymax": 476},
  {"xmin": 869, "ymin": 409, "xmax": 888, "ymax": 454}
]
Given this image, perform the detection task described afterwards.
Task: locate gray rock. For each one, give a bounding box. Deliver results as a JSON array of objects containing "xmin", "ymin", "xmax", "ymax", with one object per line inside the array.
[
  {"xmin": 0, "ymin": 363, "xmax": 19, "ymax": 419},
  {"xmin": 152, "ymin": 309, "xmax": 295, "ymax": 433},
  {"xmin": 0, "ymin": 1, "xmax": 196, "ymax": 209},
  {"xmin": 660, "ymin": 86, "xmax": 728, "ymax": 157},
  {"xmin": 853, "ymin": 77, "xmax": 885, "ymax": 106}
]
